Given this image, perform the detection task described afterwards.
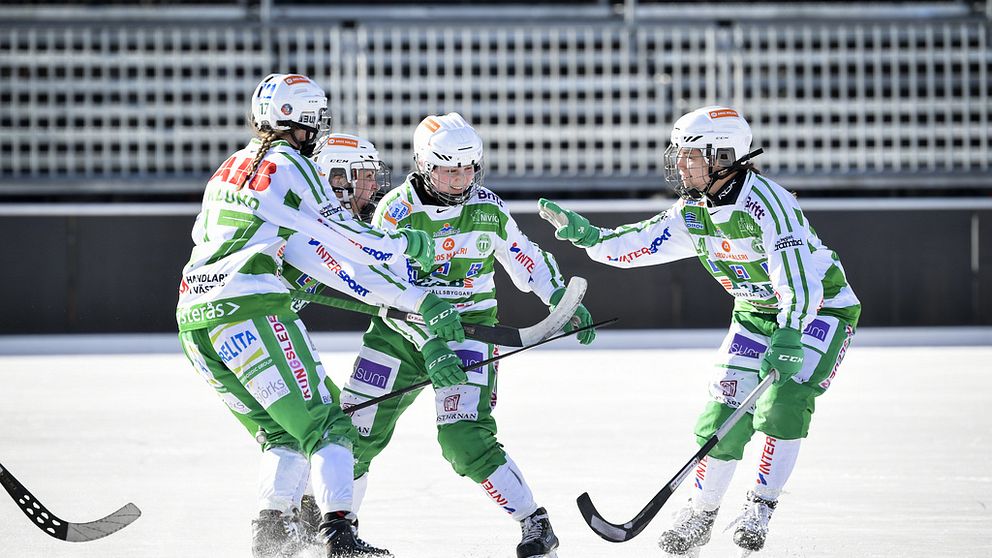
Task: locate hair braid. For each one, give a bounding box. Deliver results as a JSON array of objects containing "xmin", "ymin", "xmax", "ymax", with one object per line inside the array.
[{"xmin": 239, "ymin": 131, "xmax": 277, "ymax": 190}]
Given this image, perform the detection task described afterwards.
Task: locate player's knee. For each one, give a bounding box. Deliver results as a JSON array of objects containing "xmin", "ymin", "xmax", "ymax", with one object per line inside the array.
[
  {"xmin": 754, "ymin": 389, "xmax": 812, "ymax": 440},
  {"xmin": 695, "ymin": 401, "xmax": 754, "ymax": 461},
  {"xmin": 437, "ymin": 421, "xmax": 504, "ymax": 482}
]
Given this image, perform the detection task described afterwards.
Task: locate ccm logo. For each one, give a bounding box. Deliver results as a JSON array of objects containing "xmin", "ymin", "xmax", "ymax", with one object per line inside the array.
[{"xmin": 777, "ymin": 355, "xmax": 803, "ymax": 362}]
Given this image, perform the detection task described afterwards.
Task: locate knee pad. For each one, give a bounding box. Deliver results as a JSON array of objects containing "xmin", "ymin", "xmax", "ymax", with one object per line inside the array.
[
  {"xmin": 437, "ymin": 420, "xmax": 505, "ymax": 483},
  {"xmin": 753, "ymin": 384, "xmax": 815, "ymax": 440},
  {"xmin": 694, "ymin": 401, "xmax": 755, "ymax": 461}
]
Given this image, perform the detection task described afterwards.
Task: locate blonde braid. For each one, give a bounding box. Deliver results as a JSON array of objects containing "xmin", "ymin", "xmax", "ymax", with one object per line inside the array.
[{"xmin": 239, "ymin": 130, "xmax": 277, "ymax": 190}]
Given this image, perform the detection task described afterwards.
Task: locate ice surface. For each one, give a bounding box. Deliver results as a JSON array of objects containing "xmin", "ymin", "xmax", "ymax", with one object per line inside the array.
[{"xmin": 1, "ymin": 345, "xmax": 990, "ymax": 557}]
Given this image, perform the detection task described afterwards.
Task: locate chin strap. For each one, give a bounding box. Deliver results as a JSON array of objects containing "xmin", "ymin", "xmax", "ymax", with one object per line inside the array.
[{"xmin": 707, "ymin": 148, "xmax": 764, "ymax": 184}]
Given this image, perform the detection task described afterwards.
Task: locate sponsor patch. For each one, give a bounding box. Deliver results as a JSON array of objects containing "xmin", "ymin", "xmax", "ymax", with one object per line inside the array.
[
  {"xmin": 773, "ymin": 235, "xmax": 805, "ymax": 251},
  {"xmin": 246, "ymin": 367, "xmax": 291, "ymax": 409},
  {"xmin": 219, "ymin": 392, "xmax": 252, "ymax": 415},
  {"xmin": 728, "ymin": 333, "xmax": 766, "ymax": 359},
  {"xmin": 803, "ymin": 318, "xmax": 831, "ymax": 343},
  {"xmin": 348, "ymin": 347, "xmax": 401, "ymax": 395},
  {"xmin": 383, "ymin": 201, "xmax": 412, "ymax": 225},
  {"xmin": 435, "ymin": 385, "xmax": 481, "ymax": 425},
  {"xmin": 708, "ymin": 109, "xmax": 739, "ymax": 119}
]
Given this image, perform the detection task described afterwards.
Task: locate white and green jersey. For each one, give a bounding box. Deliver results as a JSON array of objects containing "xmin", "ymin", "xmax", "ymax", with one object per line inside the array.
[
  {"xmin": 280, "ymin": 232, "xmax": 427, "ymax": 315},
  {"xmin": 585, "ymin": 172, "xmax": 860, "ymax": 330},
  {"xmin": 176, "ymin": 139, "xmax": 412, "ymax": 331},
  {"xmin": 368, "ymin": 176, "xmax": 566, "ymax": 349}
]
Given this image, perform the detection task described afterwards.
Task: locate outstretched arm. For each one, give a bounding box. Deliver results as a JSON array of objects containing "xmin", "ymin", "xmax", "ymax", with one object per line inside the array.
[{"xmin": 538, "ymin": 198, "xmax": 697, "ymax": 268}]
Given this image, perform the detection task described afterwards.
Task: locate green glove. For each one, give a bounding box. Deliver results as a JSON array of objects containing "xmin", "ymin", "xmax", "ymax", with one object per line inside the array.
[
  {"xmin": 538, "ymin": 198, "xmax": 601, "ymax": 247},
  {"xmin": 418, "ymin": 293, "xmax": 465, "ymax": 343},
  {"xmin": 422, "ymin": 338, "xmax": 468, "ymax": 389},
  {"xmin": 760, "ymin": 327, "xmax": 805, "ymax": 386},
  {"xmin": 399, "ymin": 228, "xmax": 436, "ymax": 271},
  {"xmin": 550, "ymin": 287, "xmax": 596, "ymax": 345}
]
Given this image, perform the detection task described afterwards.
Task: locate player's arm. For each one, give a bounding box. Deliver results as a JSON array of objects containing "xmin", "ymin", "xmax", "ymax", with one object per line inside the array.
[
  {"xmin": 262, "ymin": 151, "xmax": 434, "ymax": 269},
  {"xmin": 538, "ymin": 198, "xmax": 696, "ymax": 268},
  {"xmin": 493, "ymin": 211, "xmax": 566, "ymax": 305}
]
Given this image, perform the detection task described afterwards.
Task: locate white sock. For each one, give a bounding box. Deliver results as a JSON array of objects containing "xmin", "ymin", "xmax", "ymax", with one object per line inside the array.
[
  {"xmin": 309, "ymin": 443, "xmax": 355, "ymax": 515},
  {"xmin": 257, "ymin": 446, "xmax": 309, "ymax": 514},
  {"xmin": 752, "ymin": 436, "xmax": 801, "ymax": 501},
  {"xmin": 693, "ymin": 456, "xmax": 738, "ymax": 512},
  {"xmin": 480, "ymin": 456, "xmax": 538, "ymax": 522},
  {"xmin": 352, "ymin": 473, "xmax": 369, "ymax": 515}
]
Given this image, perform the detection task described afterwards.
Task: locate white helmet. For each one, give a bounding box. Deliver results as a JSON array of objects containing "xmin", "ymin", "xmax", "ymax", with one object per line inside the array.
[
  {"xmin": 413, "ymin": 112, "xmax": 485, "ymax": 205},
  {"xmin": 663, "ymin": 106, "xmax": 756, "ymax": 199},
  {"xmin": 313, "ymin": 133, "xmax": 391, "ymax": 221},
  {"xmin": 250, "ymin": 73, "xmax": 329, "ymax": 156}
]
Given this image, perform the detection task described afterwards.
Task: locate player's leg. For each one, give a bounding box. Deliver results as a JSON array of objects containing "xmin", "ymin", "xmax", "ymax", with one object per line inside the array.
[
  {"xmin": 433, "ymin": 340, "xmax": 558, "ymax": 558},
  {"xmin": 660, "ymin": 315, "xmax": 769, "ymax": 556},
  {"xmin": 734, "ymin": 314, "xmax": 857, "ymax": 553},
  {"xmin": 339, "ymin": 339, "xmax": 428, "ymax": 513}
]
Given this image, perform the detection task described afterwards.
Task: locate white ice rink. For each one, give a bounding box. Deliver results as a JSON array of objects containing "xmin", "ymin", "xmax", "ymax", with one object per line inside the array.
[{"xmin": 1, "ymin": 333, "xmax": 990, "ymax": 558}]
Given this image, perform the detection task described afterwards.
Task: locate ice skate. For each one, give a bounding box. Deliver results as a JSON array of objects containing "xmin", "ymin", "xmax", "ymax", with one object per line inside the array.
[
  {"xmin": 320, "ymin": 511, "xmax": 392, "ymax": 557},
  {"xmin": 516, "ymin": 507, "xmax": 559, "ymax": 558},
  {"xmin": 731, "ymin": 491, "xmax": 777, "ymax": 554},
  {"xmin": 252, "ymin": 509, "xmax": 305, "ymax": 558},
  {"xmin": 657, "ymin": 500, "xmax": 718, "ymax": 556},
  {"xmin": 298, "ymin": 494, "xmax": 324, "ymax": 548}
]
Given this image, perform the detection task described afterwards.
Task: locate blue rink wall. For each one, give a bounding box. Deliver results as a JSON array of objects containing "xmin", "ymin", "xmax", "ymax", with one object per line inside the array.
[{"xmin": 4, "ymin": 205, "xmax": 991, "ymax": 334}]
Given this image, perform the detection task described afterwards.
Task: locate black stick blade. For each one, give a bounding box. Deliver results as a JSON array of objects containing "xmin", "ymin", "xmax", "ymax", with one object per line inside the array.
[
  {"xmin": 1, "ymin": 462, "xmax": 141, "ymax": 542},
  {"xmin": 576, "ymin": 492, "xmax": 634, "ymax": 542}
]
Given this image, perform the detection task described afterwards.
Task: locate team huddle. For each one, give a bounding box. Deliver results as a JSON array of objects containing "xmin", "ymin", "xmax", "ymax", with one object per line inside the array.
[{"xmin": 176, "ymin": 73, "xmax": 859, "ymax": 558}]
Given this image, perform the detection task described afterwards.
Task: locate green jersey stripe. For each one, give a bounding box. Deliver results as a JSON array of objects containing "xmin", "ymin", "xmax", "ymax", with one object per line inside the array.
[
  {"xmin": 749, "ymin": 187, "xmax": 782, "ymax": 236},
  {"xmin": 280, "ymin": 152, "xmax": 324, "ymax": 203},
  {"xmin": 368, "ymin": 266, "xmax": 408, "ymax": 291},
  {"xmin": 754, "ymin": 176, "xmax": 796, "ymax": 234},
  {"xmin": 300, "ymin": 156, "xmax": 330, "ymax": 202},
  {"xmin": 793, "ymin": 246, "xmax": 811, "ymax": 321}
]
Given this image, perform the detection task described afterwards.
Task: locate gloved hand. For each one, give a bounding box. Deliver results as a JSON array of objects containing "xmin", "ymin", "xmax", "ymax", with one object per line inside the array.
[
  {"xmin": 422, "ymin": 338, "xmax": 468, "ymax": 389},
  {"xmin": 550, "ymin": 287, "xmax": 596, "ymax": 345},
  {"xmin": 538, "ymin": 198, "xmax": 601, "ymax": 247},
  {"xmin": 759, "ymin": 328, "xmax": 805, "ymax": 386},
  {"xmin": 399, "ymin": 228, "xmax": 435, "ymax": 271},
  {"xmin": 418, "ymin": 293, "xmax": 465, "ymax": 343}
]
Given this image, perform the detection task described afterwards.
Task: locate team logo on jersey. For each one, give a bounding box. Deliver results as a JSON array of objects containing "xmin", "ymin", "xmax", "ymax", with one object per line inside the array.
[
  {"xmin": 751, "ymin": 238, "xmax": 765, "ymax": 253},
  {"xmin": 476, "ymin": 234, "xmax": 492, "ymax": 254}
]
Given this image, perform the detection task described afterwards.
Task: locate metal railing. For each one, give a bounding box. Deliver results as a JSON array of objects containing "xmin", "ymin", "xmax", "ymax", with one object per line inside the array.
[{"xmin": 0, "ymin": 17, "xmax": 989, "ymax": 194}]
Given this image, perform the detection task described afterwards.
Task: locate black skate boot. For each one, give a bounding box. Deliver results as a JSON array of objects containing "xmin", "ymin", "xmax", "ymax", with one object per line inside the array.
[
  {"xmin": 732, "ymin": 491, "xmax": 777, "ymax": 554},
  {"xmin": 657, "ymin": 500, "xmax": 718, "ymax": 556},
  {"xmin": 321, "ymin": 511, "xmax": 392, "ymax": 557},
  {"xmin": 252, "ymin": 509, "xmax": 304, "ymax": 558},
  {"xmin": 516, "ymin": 507, "xmax": 559, "ymax": 558}
]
